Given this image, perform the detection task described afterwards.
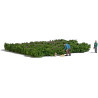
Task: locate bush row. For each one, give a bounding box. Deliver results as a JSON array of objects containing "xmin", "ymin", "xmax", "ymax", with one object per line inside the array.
[{"xmin": 4, "ymin": 39, "xmax": 91, "ymax": 57}]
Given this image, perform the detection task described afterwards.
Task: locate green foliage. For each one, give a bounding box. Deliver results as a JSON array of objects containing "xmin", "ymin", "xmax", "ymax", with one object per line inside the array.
[{"xmin": 4, "ymin": 39, "xmax": 91, "ymax": 57}]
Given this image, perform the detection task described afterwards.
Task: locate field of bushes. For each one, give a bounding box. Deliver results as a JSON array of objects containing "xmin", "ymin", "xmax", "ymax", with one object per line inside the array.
[{"xmin": 4, "ymin": 39, "xmax": 91, "ymax": 57}]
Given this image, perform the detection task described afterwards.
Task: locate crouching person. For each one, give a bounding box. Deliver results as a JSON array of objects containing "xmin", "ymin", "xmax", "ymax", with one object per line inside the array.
[{"xmin": 64, "ymin": 43, "xmax": 71, "ymax": 56}]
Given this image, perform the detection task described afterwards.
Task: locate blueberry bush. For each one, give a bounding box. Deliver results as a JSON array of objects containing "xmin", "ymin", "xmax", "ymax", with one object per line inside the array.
[{"xmin": 4, "ymin": 39, "xmax": 91, "ymax": 57}]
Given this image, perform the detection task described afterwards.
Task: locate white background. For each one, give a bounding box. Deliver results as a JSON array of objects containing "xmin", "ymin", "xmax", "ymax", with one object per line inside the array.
[{"xmin": 0, "ymin": 0, "xmax": 98, "ymax": 98}]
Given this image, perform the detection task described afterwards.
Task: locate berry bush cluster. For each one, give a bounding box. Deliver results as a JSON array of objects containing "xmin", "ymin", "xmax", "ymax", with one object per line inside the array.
[{"xmin": 4, "ymin": 39, "xmax": 91, "ymax": 57}]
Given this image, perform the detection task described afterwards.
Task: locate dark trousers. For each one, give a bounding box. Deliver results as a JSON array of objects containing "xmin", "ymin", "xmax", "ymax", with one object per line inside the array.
[
  {"xmin": 95, "ymin": 47, "xmax": 97, "ymax": 53},
  {"xmin": 66, "ymin": 48, "xmax": 71, "ymax": 56}
]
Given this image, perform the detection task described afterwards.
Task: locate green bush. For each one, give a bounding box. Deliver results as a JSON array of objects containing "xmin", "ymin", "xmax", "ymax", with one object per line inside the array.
[{"xmin": 4, "ymin": 39, "xmax": 91, "ymax": 57}]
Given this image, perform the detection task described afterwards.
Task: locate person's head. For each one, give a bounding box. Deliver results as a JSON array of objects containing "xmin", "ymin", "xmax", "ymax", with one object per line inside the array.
[
  {"xmin": 95, "ymin": 40, "xmax": 97, "ymax": 43},
  {"xmin": 64, "ymin": 43, "xmax": 66, "ymax": 46}
]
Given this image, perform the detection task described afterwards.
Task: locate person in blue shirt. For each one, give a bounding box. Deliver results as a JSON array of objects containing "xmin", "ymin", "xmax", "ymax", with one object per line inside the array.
[{"xmin": 64, "ymin": 43, "xmax": 71, "ymax": 56}]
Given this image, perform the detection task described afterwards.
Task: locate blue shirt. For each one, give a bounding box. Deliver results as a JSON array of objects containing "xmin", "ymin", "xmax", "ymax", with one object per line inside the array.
[{"xmin": 64, "ymin": 44, "xmax": 70, "ymax": 50}]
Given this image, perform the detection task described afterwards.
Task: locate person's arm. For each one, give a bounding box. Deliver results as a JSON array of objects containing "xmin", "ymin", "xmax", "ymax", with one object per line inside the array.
[
  {"xmin": 64, "ymin": 45, "xmax": 66, "ymax": 50},
  {"xmin": 94, "ymin": 43, "xmax": 95, "ymax": 48}
]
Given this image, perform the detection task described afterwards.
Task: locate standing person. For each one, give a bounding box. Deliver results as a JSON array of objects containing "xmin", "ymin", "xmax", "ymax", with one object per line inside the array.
[
  {"xmin": 64, "ymin": 43, "xmax": 71, "ymax": 56},
  {"xmin": 94, "ymin": 40, "xmax": 98, "ymax": 53}
]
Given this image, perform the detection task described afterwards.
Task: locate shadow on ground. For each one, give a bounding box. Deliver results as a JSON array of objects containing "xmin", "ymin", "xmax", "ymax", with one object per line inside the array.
[{"xmin": 90, "ymin": 52, "xmax": 95, "ymax": 53}]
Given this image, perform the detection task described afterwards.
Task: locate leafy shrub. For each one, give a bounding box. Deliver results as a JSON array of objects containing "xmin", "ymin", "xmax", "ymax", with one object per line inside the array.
[{"xmin": 4, "ymin": 39, "xmax": 91, "ymax": 57}]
